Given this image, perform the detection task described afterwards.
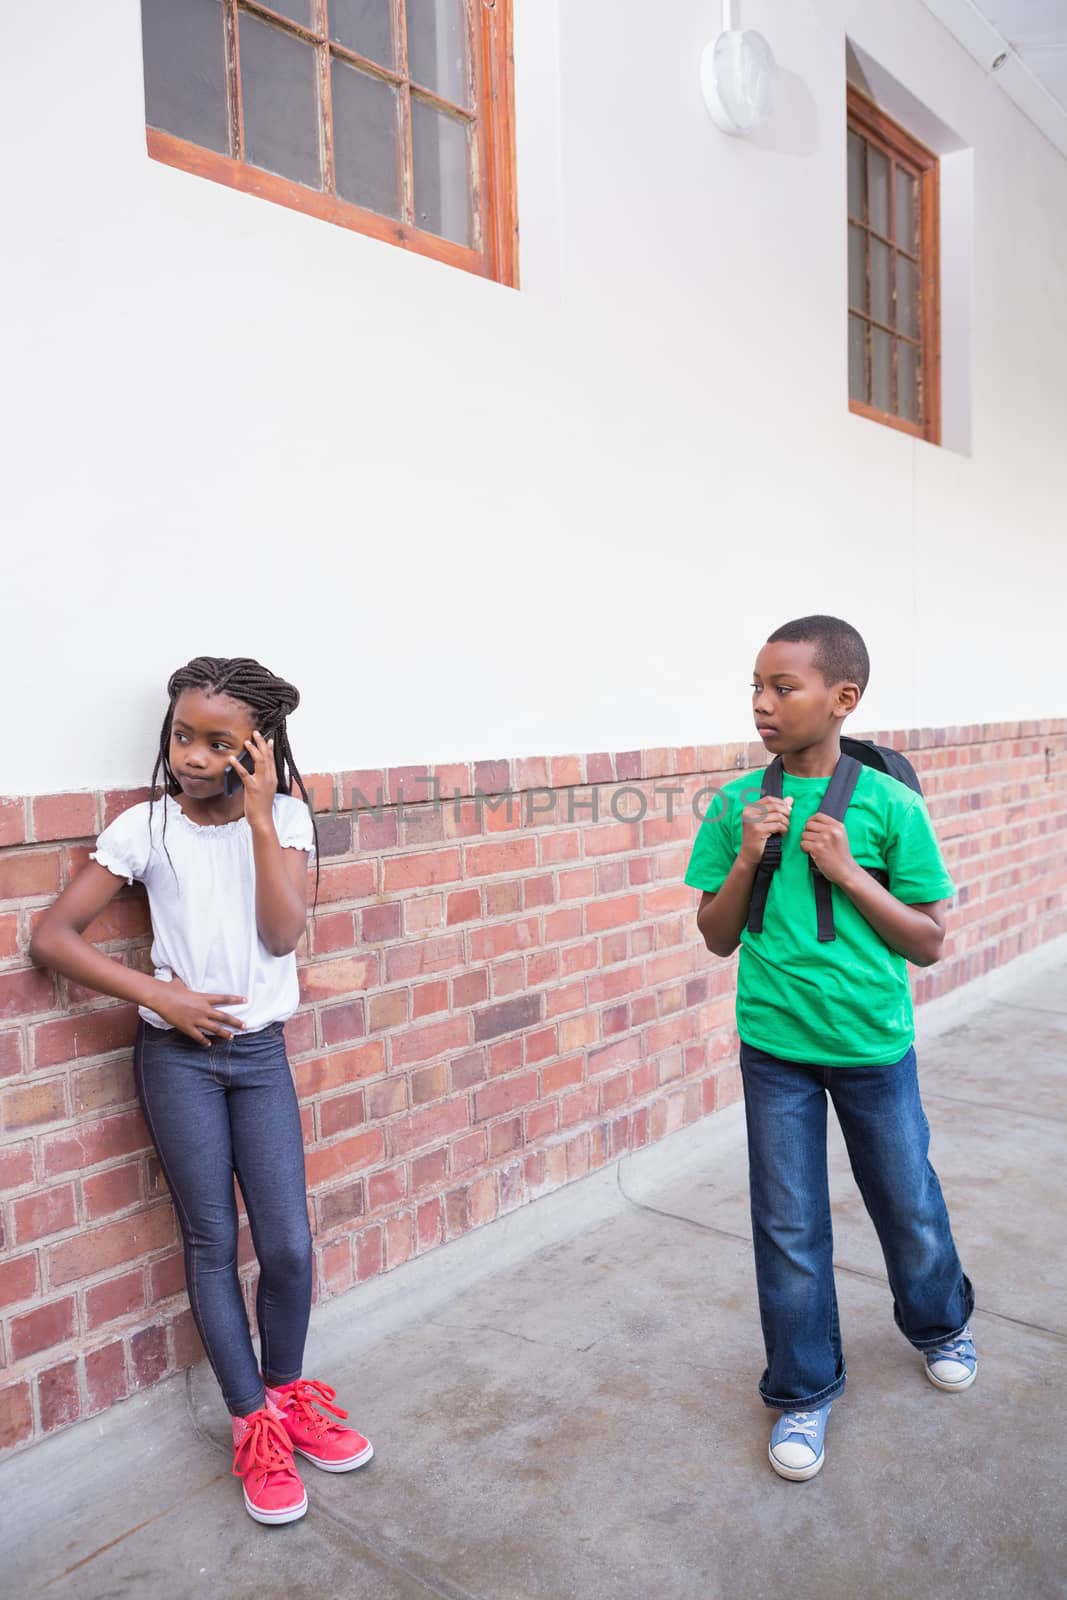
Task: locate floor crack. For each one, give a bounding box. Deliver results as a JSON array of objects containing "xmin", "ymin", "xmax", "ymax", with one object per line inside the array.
[
  {"xmin": 989, "ymin": 1000, "xmax": 1067, "ymax": 1020},
  {"xmin": 616, "ymin": 1161, "xmax": 750, "ymax": 1245},
  {"xmin": 433, "ymin": 1319, "xmax": 601, "ymax": 1358},
  {"xmin": 616, "ymin": 1164, "xmax": 1067, "ymax": 1343},
  {"xmin": 184, "ymin": 1373, "xmax": 486, "ymax": 1600},
  {"xmin": 308, "ymin": 1498, "xmax": 488, "ymax": 1600},
  {"xmin": 922, "ymin": 1090, "xmax": 1067, "ymax": 1125}
]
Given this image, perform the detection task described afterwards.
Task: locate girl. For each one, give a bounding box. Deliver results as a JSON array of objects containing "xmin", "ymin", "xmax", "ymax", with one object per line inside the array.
[{"xmin": 31, "ymin": 656, "xmax": 373, "ymax": 1526}]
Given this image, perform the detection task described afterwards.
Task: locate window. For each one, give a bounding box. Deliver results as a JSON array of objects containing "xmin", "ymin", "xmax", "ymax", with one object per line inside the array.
[
  {"xmin": 141, "ymin": 0, "xmax": 517, "ymax": 285},
  {"xmin": 847, "ymin": 87, "xmax": 939, "ymax": 443}
]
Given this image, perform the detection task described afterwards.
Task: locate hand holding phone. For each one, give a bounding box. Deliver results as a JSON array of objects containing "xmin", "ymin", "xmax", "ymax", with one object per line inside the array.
[
  {"xmin": 224, "ymin": 748, "xmax": 257, "ymax": 797},
  {"xmin": 224, "ymin": 732, "xmax": 279, "ymax": 826}
]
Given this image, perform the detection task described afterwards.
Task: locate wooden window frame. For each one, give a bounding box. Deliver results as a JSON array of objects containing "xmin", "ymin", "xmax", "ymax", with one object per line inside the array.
[
  {"xmin": 145, "ymin": 0, "xmax": 518, "ymax": 287},
  {"xmin": 847, "ymin": 86, "xmax": 940, "ymax": 445}
]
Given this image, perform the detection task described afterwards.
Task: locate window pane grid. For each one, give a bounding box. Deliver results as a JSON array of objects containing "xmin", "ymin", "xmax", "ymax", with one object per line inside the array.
[
  {"xmin": 220, "ymin": 0, "xmax": 475, "ymax": 238},
  {"xmin": 847, "ymin": 111, "xmax": 929, "ymax": 430},
  {"xmin": 143, "ymin": 0, "xmax": 517, "ymax": 284},
  {"xmin": 847, "ymin": 218, "xmax": 920, "ymax": 265},
  {"xmin": 852, "ymin": 319, "xmax": 921, "ymax": 348},
  {"xmin": 232, "ymin": 3, "xmax": 477, "ymax": 110}
]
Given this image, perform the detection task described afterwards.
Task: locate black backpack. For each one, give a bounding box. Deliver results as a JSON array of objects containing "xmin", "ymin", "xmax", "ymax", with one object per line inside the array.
[{"xmin": 746, "ymin": 737, "xmax": 923, "ymax": 943}]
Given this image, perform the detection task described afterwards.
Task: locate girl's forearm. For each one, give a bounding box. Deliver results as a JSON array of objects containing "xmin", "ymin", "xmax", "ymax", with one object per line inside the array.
[
  {"xmin": 29, "ymin": 924, "xmax": 168, "ymax": 1011},
  {"xmin": 249, "ymin": 823, "xmax": 307, "ymax": 956}
]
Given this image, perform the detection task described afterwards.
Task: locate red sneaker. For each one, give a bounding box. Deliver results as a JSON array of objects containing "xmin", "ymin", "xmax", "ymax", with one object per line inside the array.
[
  {"xmin": 266, "ymin": 1378, "xmax": 374, "ymax": 1473},
  {"xmin": 232, "ymin": 1402, "xmax": 308, "ymax": 1524}
]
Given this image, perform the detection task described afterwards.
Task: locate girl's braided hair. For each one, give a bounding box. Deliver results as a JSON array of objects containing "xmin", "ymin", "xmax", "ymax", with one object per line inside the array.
[{"xmin": 148, "ymin": 656, "xmax": 320, "ymax": 907}]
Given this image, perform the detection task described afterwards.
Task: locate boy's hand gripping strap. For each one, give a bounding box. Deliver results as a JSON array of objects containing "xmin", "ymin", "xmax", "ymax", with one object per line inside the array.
[
  {"xmin": 746, "ymin": 754, "xmax": 886, "ymax": 941},
  {"xmin": 746, "ymin": 757, "xmax": 784, "ymax": 935},
  {"xmin": 809, "ymin": 754, "xmax": 863, "ymax": 942}
]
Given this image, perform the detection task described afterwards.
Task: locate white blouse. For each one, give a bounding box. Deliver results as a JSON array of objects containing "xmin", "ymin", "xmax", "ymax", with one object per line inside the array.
[{"xmin": 91, "ymin": 793, "xmax": 316, "ymax": 1034}]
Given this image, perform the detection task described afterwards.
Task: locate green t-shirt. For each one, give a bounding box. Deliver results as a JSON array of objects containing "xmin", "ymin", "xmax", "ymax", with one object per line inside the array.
[{"xmin": 684, "ymin": 766, "xmax": 956, "ymax": 1067}]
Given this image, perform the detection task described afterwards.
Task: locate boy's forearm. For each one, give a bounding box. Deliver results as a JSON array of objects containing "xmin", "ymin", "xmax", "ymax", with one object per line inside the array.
[
  {"xmin": 696, "ymin": 855, "xmax": 760, "ymax": 956},
  {"xmin": 838, "ymin": 870, "xmax": 944, "ymax": 966}
]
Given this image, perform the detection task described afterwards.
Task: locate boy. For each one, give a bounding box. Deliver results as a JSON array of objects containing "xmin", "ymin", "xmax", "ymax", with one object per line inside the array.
[{"xmin": 685, "ymin": 615, "xmax": 975, "ymax": 1481}]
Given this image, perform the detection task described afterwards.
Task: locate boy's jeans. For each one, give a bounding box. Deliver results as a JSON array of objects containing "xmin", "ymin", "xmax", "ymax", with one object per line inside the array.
[{"xmin": 739, "ymin": 1042, "xmax": 974, "ymax": 1411}]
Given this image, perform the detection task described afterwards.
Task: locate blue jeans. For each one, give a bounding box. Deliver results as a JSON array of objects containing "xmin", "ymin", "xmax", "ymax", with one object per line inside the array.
[
  {"xmin": 739, "ymin": 1042, "xmax": 974, "ymax": 1411},
  {"xmin": 133, "ymin": 1018, "xmax": 313, "ymax": 1416}
]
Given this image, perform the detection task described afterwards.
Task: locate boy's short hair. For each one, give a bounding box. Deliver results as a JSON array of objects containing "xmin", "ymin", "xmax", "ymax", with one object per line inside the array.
[{"xmin": 766, "ymin": 615, "xmax": 870, "ymax": 694}]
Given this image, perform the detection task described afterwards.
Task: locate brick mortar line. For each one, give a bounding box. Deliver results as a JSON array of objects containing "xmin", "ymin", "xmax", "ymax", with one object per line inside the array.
[
  {"xmin": 0, "ymin": 1075, "xmax": 726, "ymax": 1376},
  {"xmin": 3, "ymin": 720, "xmax": 1065, "ymax": 831}
]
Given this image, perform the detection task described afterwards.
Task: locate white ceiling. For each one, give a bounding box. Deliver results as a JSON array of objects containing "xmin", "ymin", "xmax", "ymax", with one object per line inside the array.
[
  {"xmin": 974, "ymin": 0, "xmax": 1067, "ymax": 100},
  {"xmin": 921, "ymin": 0, "xmax": 1067, "ymax": 156}
]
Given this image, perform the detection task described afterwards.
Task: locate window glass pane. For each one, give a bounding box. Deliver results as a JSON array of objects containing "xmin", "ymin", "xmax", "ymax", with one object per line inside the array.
[
  {"xmin": 897, "ymin": 255, "xmax": 919, "ymax": 339},
  {"xmin": 871, "ymin": 238, "xmax": 891, "ymax": 327},
  {"xmin": 896, "ymin": 166, "xmax": 917, "ymax": 254},
  {"xmin": 872, "ymin": 326, "xmax": 892, "ymax": 412},
  {"xmin": 411, "ymin": 98, "xmax": 471, "ymax": 244},
  {"xmin": 330, "ymin": 0, "xmax": 394, "ymax": 67},
  {"xmin": 240, "ymin": 14, "xmax": 321, "ymax": 189},
  {"xmin": 141, "ymin": 0, "xmax": 228, "ymax": 154},
  {"xmin": 868, "ymin": 146, "xmax": 889, "ymax": 237},
  {"xmin": 331, "ymin": 58, "xmax": 400, "ymax": 218},
  {"xmin": 262, "ymin": 1, "xmax": 312, "ymax": 23},
  {"xmin": 848, "ymin": 315, "xmax": 867, "ymax": 404},
  {"xmin": 847, "ymin": 130, "xmax": 865, "ymax": 220},
  {"xmin": 899, "ymin": 340, "xmax": 920, "ymax": 424},
  {"xmin": 848, "ymin": 224, "xmax": 866, "ymax": 312},
  {"xmin": 407, "ymin": 0, "xmax": 470, "ymax": 106}
]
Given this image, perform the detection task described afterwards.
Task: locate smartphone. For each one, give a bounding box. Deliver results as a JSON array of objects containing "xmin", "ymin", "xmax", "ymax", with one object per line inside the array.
[{"xmin": 223, "ymin": 749, "xmax": 256, "ymax": 797}]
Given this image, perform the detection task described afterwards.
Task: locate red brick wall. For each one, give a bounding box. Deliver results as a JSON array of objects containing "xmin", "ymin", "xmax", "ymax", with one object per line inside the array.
[{"xmin": 1, "ymin": 720, "xmax": 1065, "ymax": 1454}]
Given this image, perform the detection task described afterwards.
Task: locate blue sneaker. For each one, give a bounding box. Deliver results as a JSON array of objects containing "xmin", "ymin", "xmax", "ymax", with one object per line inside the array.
[
  {"xmin": 924, "ymin": 1326, "xmax": 977, "ymax": 1391},
  {"xmin": 768, "ymin": 1402, "xmax": 831, "ymax": 1481}
]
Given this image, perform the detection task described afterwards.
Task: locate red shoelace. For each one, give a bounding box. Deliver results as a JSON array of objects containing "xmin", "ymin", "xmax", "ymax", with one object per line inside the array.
[
  {"xmin": 277, "ymin": 1378, "xmax": 349, "ymax": 1439},
  {"xmin": 232, "ymin": 1409, "xmax": 298, "ymax": 1480}
]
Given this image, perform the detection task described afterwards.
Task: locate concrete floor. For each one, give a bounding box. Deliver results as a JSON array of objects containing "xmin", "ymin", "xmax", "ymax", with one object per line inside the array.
[{"xmin": 7, "ymin": 948, "xmax": 1067, "ymax": 1600}]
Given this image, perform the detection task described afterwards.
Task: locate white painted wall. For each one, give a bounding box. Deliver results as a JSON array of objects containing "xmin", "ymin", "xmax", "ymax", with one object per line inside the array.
[{"xmin": 2, "ymin": 0, "xmax": 1064, "ymax": 794}]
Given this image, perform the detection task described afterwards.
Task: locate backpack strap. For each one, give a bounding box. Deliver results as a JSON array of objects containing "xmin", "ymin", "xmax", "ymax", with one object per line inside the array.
[
  {"xmin": 746, "ymin": 758, "xmax": 784, "ymax": 936},
  {"xmin": 809, "ymin": 755, "xmax": 862, "ymax": 942},
  {"xmin": 746, "ymin": 754, "xmax": 885, "ymax": 942}
]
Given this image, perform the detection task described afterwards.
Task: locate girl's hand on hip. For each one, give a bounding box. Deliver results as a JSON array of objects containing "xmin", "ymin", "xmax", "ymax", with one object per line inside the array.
[
  {"xmin": 228, "ymin": 730, "xmax": 278, "ymax": 829},
  {"xmin": 154, "ymin": 978, "xmax": 247, "ymax": 1046}
]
